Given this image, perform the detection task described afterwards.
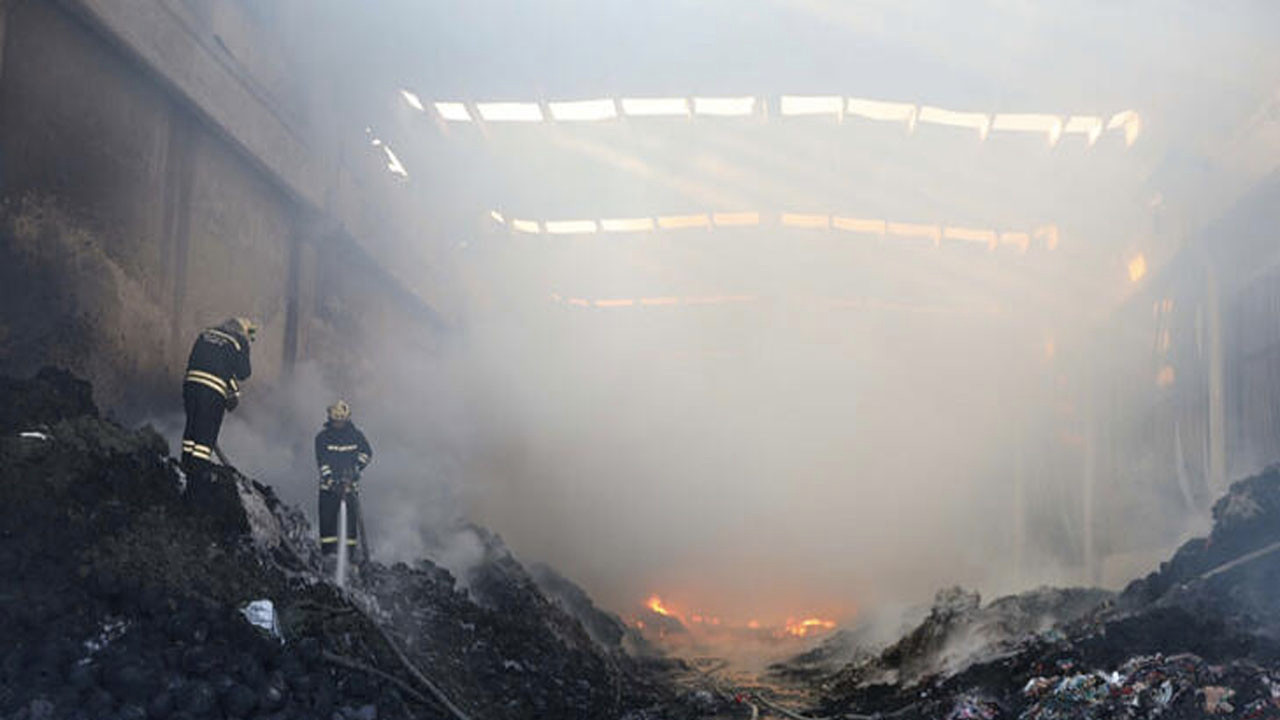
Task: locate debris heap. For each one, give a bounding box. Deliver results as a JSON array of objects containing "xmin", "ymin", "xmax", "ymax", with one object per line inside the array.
[
  {"xmin": 0, "ymin": 368, "xmax": 670, "ymax": 719},
  {"xmin": 807, "ymin": 469, "xmax": 1280, "ymax": 719}
]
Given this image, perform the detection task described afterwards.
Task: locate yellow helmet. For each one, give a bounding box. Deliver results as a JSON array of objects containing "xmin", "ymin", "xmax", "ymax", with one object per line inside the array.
[
  {"xmin": 327, "ymin": 400, "xmax": 352, "ymax": 423},
  {"xmin": 234, "ymin": 317, "xmax": 259, "ymax": 343}
]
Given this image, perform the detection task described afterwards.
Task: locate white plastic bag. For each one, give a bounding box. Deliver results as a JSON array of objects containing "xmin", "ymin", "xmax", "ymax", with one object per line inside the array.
[{"xmin": 241, "ymin": 599, "xmax": 283, "ymax": 641}]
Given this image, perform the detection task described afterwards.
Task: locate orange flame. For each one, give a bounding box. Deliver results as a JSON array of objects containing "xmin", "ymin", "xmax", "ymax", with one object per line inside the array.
[
  {"xmin": 646, "ymin": 595, "xmax": 673, "ymax": 617},
  {"xmin": 784, "ymin": 617, "xmax": 837, "ymax": 637}
]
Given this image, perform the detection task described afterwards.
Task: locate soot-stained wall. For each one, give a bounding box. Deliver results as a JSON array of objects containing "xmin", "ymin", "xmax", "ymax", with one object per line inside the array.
[{"xmin": 0, "ymin": 0, "xmax": 438, "ymax": 418}]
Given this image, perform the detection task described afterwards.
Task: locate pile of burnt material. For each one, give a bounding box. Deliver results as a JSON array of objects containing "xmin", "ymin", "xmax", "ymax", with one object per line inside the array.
[
  {"xmin": 356, "ymin": 528, "xmax": 677, "ymax": 719},
  {"xmin": 808, "ymin": 470, "xmax": 1280, "ymax": 720},
  {"xmin": 0, "ymin": 368, "xmax": 672, "ymax": 719}
]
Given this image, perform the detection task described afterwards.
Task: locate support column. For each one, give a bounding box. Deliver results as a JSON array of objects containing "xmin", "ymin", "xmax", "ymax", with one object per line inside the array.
[
  {"xmin": 0, "ymin": 0, "xmax": 10, "ymax": 84},
  {"xmin": 161, "ymin": 110, "xmax": 195, "ymax": 361},
  {"xmin": 283, "ymin": 214, "xmax": 303, "ymax": 372},
  {"xmin": 285, "ymin": 215, "xmax": 326, "ymax": 369},
  {"xmin": 1207, "ymin": 266, "xmax": 1227, "ymax": 496}
]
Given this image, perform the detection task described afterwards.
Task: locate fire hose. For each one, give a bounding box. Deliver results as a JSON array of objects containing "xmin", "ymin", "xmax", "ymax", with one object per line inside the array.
[
  {"xmin": 212, "ymin": 443, "xmax": 238, "ymax": 473},
  {"xmin": 209, "ymin": 453, "xmax": 472, "ymax": 720},
  {"xmin": 321, "ymin": 650, "xmax": 432, "ymax": 708}
]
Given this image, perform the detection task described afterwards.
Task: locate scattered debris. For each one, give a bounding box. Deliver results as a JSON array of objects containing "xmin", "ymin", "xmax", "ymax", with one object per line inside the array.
[
  {"xmin": 241, "ymin": 600, "xmax": 283, "ymax": 642},
  {"xmin": 806, "ymin": 466, "xmax": 1280, "ymax": 720},
  {"xmin": 0, "ymin": 368, "xmax": 676, "ymax": 718}
]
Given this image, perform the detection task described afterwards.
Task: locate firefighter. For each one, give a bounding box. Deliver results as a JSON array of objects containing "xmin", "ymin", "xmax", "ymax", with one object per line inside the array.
[
  {"xmin": 315, "ymin": 399, "xmax": 372, "ymax": 559},
  {"xmin": 181, "ymin": 317, "xmax": 255, "ymax": 485}
]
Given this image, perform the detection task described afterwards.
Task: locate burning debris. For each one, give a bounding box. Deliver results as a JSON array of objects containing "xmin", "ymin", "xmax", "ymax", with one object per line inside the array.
[
  {"xmin": 0, "ymin": 368, "xmax": 676, "ymax": 719},
  {"xmin": 785, "ymin": 618, "xmax": 838, "ymax": 638},
  {"xmin": 12, "ymin": 364, "xmax": 1280, "ymax": 720},
  {"xmin": 630, "ymin": 593, "xmax": 840, "ymax": 655}
]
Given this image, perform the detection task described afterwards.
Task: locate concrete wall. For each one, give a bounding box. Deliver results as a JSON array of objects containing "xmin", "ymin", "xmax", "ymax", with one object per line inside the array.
[{"xmin": 0, "ymin": 0, "xmax": 444, "ymax": 417}]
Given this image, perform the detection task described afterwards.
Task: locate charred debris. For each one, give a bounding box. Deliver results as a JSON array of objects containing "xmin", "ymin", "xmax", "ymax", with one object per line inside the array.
[
  {"xmin": 764, "ymin": 472, "xmax": 1280, "ymax": 719},
  {"xmin": 0, "ymin": 368, "xmax": 685, "ymax": 720},
  {"xmin": 9, "ymin": 367, "xmax": 1280, "ymax": 719}
]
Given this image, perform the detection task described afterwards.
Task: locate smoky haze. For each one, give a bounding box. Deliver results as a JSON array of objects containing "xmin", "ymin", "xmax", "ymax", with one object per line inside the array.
[{"xmin": 220, "ymin": 0, "xmax": 1280, "ymax": 632}]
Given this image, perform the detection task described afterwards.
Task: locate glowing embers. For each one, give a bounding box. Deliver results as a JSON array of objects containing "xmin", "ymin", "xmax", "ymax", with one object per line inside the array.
[
  {"xmin": 633, "ymin": 594, "xmax": 841, "ymax": 644},
  {"xmin": 475, "ymin": 102, "xmax": 544, "ymax": 122},
  {"xmin": 646, "ymin": 595, "xmax": 673, "ymax": 616},
  {"xmin": 692, "ymin": 96, "xmax": 757, "ymax": 117},
  {"xmin": 619, "ymin": 97, "xmax": 690, "ymax": 117},
  {"xmin": 548, "ymin": 99, "xmax": 617, "ymax": 122},
  {"xmin": 433, "ymin": 102, "xmax": 472, "ymax": 122},
  {"xmin": 785, "ymin": 617, "xmax": 837, "ymax": 637},
  {"xmin": 779, "ymin": 95, "xmax": 843, "ymax": 118}
]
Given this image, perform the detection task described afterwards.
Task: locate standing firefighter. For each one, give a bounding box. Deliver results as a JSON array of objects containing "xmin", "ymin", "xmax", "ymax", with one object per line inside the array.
[
  {"xmin": 316, "ymin": 400, "xmax": 372, "ymax": 560},
  {"xmin": 181, "ymin": 317, "xmax": 256, "ymax": 483}
]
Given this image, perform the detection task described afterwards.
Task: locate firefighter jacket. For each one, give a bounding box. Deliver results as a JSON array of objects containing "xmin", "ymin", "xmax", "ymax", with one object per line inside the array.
[
  {"xmin": 315, "ymin": 421, "xmax": 372, "ymax": 491},
  {"xmin": 183, "ymin": 322, "xmax": 252, "ymax": 407}
]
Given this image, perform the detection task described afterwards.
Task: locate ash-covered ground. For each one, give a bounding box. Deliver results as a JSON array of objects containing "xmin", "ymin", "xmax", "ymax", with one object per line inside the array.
[
  {"xmin": 761, "ymin": 470, "xmax": 1280, "ymax": 719},
  {"xmin": 0, "ymin": 368, "xmax": 701, "ymax": 720},
  {"xmin": 9, "ymin": 366, "xmax": 1280, "ymax": 720}
]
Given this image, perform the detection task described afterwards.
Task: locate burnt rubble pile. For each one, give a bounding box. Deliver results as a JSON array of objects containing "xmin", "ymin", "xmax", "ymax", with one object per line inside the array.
[
  {"xmin": 831, "ymin": 586, "xmax": 1114, "ymax": 689},
  {"xmin": 804, "ymin": 471, "xmax": 1280, "ymax": 719},
  {"xmin": 356, "ymin": 529, "xmax": 675, "ymax": 719},
  {"xmin": 0, "ymin": 368, "xmax": 670, "ymax": 719}
]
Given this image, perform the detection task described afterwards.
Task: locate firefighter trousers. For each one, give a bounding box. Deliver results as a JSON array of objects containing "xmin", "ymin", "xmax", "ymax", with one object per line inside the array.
[
  {"xmin": 319, "ymin": 488, "xmax": 359, "ymax": 555},
  {"xmin": 181, "ymin": 382, "xmax": 226, "ymax": 480}
]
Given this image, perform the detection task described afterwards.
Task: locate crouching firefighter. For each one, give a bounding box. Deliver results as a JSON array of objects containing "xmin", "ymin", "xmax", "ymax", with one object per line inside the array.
[
  {"xmin": 181, "ymin": 317, "xmax": 256, "ymax": 488},
  {"xmin": 316, "ymin": 400, "xmax": 372, "ymax": 562}
]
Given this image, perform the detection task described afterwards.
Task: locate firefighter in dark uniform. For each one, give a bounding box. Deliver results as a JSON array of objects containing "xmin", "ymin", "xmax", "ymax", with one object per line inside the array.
[
  {"xmin": 181, "ymin": 317, "xmax": 256, "ymax": 484},
  {"xmin": 315, "ymin": 400, "xmax": 372, "ymax": 558}
]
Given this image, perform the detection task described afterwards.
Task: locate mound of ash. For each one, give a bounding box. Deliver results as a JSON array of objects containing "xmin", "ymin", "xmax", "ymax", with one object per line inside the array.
[
  {"xmin": 767, "ymin": 608, "xmax": 930, "ymax": 686},
  {"xmin": 528, "ymin": 562, "xmax": 628, "ymax": 651},
  {"xmin": 807, "ymin": 471, "xmax": 1280, "ymax": 719},
  {"xmin": 0, "ymin": 368, "xmax": 671, "ymax": 719}
]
